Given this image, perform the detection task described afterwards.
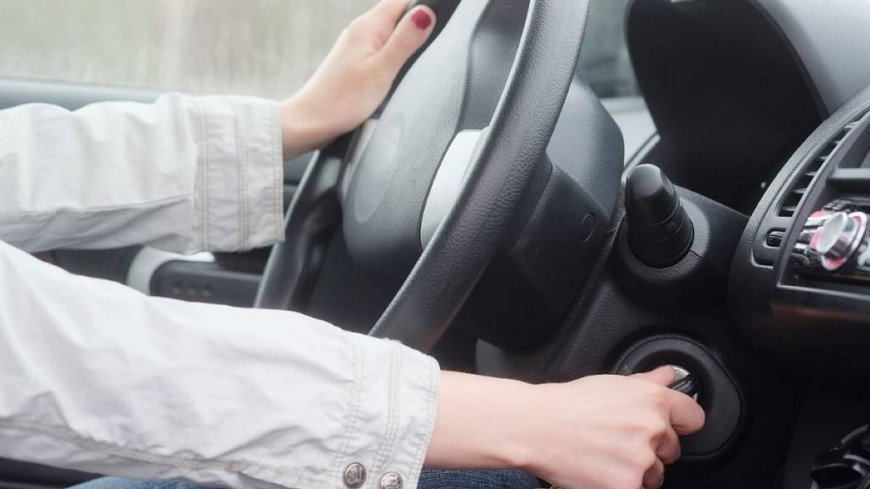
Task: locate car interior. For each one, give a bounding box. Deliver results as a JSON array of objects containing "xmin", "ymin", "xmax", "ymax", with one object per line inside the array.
[{"xmin": 3, "ymin": 0, "xmax": 870, "ymax": 488}]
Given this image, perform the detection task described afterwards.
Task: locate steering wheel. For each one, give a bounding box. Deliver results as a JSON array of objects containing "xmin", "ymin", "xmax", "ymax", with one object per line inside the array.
[{"xmin": 256, "ymin": 0, "xmax": 594, "ymax": 353}]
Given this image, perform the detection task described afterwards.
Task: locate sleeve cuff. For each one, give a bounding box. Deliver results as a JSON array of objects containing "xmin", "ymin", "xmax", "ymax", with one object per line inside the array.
[
  {"xmin": 332, "ymin": 336, "xmax": 441, "ymax": 489},
  {"xmin": 192, "ymin": 95, "xmax": 285, "ymax": 253}
]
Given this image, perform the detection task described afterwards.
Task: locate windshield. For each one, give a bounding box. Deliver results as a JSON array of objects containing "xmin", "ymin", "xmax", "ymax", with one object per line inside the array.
[
  {"xmin": 0, "ymin": 0, "xmax": 639, "ymax": 101},
  {"xmin": 580, "ymin": 0, "xmax": 639, "ymax": 99}
]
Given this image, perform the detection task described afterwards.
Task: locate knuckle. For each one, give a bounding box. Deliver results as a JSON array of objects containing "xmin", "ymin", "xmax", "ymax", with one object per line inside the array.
[
  {"xmin": 343, "ymin": 18, "xmax": 369, "ymax": 41},
  {"xmin": 637, "ymin": 413, "xmax": 668, "ymax": 439},
  {"xmin": 634, "ymin": 449, "xmax": 658, "ymax": 470},
  {"xmin": 620, "ymin": 469, "xmax": 645, "ymax": 489},
  {"xmin": 649, "ymin": 388, "xmax": 670, "ymax": 409},
  {"xmin": 651, "ymin": 417, "xmax": 671, "ymax": 437}
]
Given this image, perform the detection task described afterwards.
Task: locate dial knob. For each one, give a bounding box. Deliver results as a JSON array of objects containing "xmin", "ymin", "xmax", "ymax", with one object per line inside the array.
[
  {"xmin": 813, "ymin": 213, "xmax": 857, "ymax": 259},
  {"xmin": 810, "ymin": 212, "xmax": 868, "ymax": 270}
]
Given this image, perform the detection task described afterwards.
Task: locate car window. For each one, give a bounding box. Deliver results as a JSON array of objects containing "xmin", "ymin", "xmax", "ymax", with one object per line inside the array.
[
  {"xmin": 579, "ymin": 0, "xmax": 640, "ymax": 100},
  {"xmin": 0, "ymin": 0, "xmax": 374, "ymax": 98},
  {"xmin": 0, "ymin": 0, "xmax": 637, "ymax": 101}
]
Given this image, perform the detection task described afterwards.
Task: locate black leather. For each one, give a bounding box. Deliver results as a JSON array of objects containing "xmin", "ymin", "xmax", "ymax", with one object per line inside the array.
[
  {"xmin": 342, "ymin": 0, "xmax": 530, "ymax": 288},
  {"xmin": 368, "ymin": 0, "xmax": 592, "ymax": 351},
  {"xmin": 258, "ymin": 0, "xmax": 595, "ymax": 353},
  {"xmin": 255, "ymin": 145, "xmax": 344, "ymax": 311}
]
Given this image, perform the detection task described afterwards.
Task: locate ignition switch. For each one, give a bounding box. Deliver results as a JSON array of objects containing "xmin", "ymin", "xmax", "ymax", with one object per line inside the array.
[
  {"xmin": 670, "ymin": 365, "xmax": 701, "ymax": 402},
  {"xmin": 615, "ymin": 336, "xmax": 744, "ymax": 460}
]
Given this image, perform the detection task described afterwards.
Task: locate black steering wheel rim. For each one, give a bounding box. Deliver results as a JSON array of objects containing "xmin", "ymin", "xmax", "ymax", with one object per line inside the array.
[{"xmin": 257, "ymin": 0, "xmax": 592, "ymax": 353}]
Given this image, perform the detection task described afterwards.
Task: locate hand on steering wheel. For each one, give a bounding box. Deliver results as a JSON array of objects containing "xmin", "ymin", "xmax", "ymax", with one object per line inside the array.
[{"xmin": 280, "ymin": 0, "xmax": 436, "ymax": 160}]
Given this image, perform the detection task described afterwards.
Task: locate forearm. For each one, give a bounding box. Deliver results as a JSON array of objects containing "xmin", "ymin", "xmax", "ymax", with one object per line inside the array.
[
  {"xmin": 425, "ymin": 371, "xmax": 537, "ymax": 471},
  {"xmin": 0, "ymin": 94, "xmax": 284, "ymax": 254},
  {"xmin": 0, "ymin": 240, "xmax": 438, "ymax": 489},
  {"xmin": 280, "ymin": 94, "xmax": 340, "ymax": 160}
]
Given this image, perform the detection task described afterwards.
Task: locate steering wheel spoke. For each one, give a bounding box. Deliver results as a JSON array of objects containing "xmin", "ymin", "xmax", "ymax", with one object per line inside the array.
[{"xmin": 259, "ymin": 0, "xmax": 601, "ymax": 353}]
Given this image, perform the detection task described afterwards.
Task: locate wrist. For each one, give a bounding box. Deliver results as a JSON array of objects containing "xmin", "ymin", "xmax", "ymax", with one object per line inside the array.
[
  {"xmin": 502, "ymin": 382, "xmax": 551, "ymax": 473},
  {"xmin": 426, "ymin": 372, "xmax": 543, "ymax": 472},
  {"xmin": 279, "ymin": 94, "xmax": 334, "ymax": 160}
]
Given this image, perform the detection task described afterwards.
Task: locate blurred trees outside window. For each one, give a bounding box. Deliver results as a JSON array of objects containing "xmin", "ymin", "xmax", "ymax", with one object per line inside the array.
[{"xmin": 0, "ymin": 0, "xmax": 638, "ymax": 100}]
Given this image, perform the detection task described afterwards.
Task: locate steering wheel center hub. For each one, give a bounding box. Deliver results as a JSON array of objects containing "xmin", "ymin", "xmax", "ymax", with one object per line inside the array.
[{"xmin": 352, "ymin": 113, "xmax": 405, "ymax": 223}]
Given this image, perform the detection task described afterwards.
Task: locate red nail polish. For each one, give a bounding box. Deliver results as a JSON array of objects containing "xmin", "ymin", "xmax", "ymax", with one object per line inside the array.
[{"xmin": 412, "ymin": 10, "xmax": 432, "ymax": 30}]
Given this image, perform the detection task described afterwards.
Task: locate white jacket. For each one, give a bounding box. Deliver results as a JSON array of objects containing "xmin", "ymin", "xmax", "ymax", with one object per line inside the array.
[{"xmin": 0, "ymin": 94, "xmax": 440, "ymax": 489}]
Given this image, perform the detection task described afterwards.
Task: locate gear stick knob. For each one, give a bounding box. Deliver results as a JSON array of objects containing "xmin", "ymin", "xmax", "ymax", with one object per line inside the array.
[{"xmin": 625, "ymin": 164, "xmax": 694, "ymax": 268}]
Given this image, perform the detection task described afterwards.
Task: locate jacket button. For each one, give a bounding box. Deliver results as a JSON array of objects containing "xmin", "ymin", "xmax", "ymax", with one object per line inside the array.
[
  {"xmin": 343, "ymin": 463, "xmax": 367, "ymax": 488},
  {"xmin": 379, "ymin": 472, "xmax": 403, "ymax": 489}
]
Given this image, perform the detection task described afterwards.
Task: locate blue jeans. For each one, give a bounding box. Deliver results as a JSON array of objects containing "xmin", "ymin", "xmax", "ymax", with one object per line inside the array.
[{"xmin": 71, "ymin": 470, "xmax": 539, "ymax": 489}]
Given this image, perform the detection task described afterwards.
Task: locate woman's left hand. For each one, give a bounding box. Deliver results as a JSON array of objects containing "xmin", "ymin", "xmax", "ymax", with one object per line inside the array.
[{"xmin": 280, "ymin": 0, "xmax": 436, "ymax": 159}]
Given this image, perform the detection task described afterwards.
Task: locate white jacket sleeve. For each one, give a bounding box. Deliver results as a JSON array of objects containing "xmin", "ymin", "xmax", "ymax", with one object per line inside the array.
[
  {"xmin": 0, "ymin": 96, "xmax": 442, "ymax": 489},
  {"xmin": 0, "ymin": 94, "xmax": 285, "ymax": 254},
  {"xmin": 0, "ymin": 239, "xmax": 440, "ymax": 489}
]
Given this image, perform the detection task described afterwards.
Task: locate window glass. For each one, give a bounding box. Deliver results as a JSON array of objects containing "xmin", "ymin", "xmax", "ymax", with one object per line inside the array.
[
  {"xmin": 0, "ymin": 0, "xmax": 376, "ymax": 98},
  {"xmin": 579, "ymin": 0, "xmax": 640, "ymax": 99},
  {"xmin": 0, "ymin": 0, "xmax": 638, "ymax": 100}
]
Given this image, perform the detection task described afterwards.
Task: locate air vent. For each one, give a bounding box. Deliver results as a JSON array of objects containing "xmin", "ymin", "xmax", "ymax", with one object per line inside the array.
[{"xmin": 778, "ymin": 111, "xmax": 870, "ymax": 218}]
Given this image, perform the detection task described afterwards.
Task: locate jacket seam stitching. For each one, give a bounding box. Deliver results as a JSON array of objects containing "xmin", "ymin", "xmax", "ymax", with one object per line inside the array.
[
  {"xmin": 331, "ymin": 336, "xmax": 364, "ymax": 485},
  {"xmin": 199, "ymin": 99, "xmax": 211, "ymax": 251},
  {"xmin": 372, "ymin": 343, "xmax": 402, "ymax": 476},
  {"xmin": 233, "ymin": 99, "xmax": 249, "ymax": 251},
  {"xmin": 271, "ymin": 104, "xmax": 283, "ymax": 243},
  {"xmin": 194, "ymin": 99, "xmax": 208, "ymax": 251}
]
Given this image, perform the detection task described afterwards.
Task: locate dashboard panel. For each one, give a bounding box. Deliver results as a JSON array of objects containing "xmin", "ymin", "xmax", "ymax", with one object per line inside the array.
[
  {"xmin": 626, "ymin": 0, "xmax": 870, "ymax": 372},
  {"xmin": 730, "ymin": 85, "xmax": 870, "ymax": 372}
]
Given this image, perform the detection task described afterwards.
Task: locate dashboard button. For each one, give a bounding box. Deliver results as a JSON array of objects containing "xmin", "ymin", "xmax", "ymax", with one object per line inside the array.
[
  {"xmin": 766, "ymin": 230, "xmax": 785, "ymax": 248},
  {"xmin": 824, "ymin": 200, "xmax": 851, "ymax": 212}
]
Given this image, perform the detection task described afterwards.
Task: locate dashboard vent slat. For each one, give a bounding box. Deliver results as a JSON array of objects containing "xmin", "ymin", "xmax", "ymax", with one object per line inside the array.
[{"xmin": 777, "ymin": 112, "xmax": 868, "ymax": 218}]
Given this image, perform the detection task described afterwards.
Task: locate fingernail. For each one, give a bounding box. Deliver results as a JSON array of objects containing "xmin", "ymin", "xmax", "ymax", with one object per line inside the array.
[{"xmin": 412, "ymin": 9, "xmax": 432, "ymax": 30}]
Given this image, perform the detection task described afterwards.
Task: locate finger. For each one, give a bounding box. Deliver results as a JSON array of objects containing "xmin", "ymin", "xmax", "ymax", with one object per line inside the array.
[
  {"xmin": 632, "ymin": 366, "xmax": 676, "ymax": 386},
  {"xmin": 656, "ymin": 426, "xmax": 682, "ymax": 465},
  {"xmin": 375, "ymin": 6, "xmax": 436, "ymax": 72},
  {"xmin": 643, "ymin": 459, "xmax": 666, "ymax": 489},
  {"xmin": 666, "ymin": 390, "xmax": 706, "ymax": 436},
  {"xmin": 367, "ymin": 0, "xmax": 412, "ymax": 26}
]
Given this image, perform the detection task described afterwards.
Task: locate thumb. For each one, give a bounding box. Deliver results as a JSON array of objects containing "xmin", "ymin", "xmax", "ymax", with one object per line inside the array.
[
  {"xmin": 377, "ymin": 6, "xmax": 437, "ymax": 73},
  {"xmin": 632, "ymin": 366, "xmax": 677, "ymax": 386}
]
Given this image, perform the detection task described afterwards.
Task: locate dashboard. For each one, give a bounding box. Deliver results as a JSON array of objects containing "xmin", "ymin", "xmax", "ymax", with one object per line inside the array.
[
  {"xmin": 731, "ymin": 86, "xmax": 870, "ymax": 372},
  {"xmin": 623, "ymin": 0, "xmax": 870, "ymax": 374}
]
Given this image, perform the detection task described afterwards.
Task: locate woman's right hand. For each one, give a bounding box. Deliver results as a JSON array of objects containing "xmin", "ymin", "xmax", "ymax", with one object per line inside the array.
[
  {"xmin": 426, "ymin": 367, "xmax": 705, "ymax": 489},
  {"xmin": 523, "ymin": 367, "xmax": 705, "ymax": 489}
]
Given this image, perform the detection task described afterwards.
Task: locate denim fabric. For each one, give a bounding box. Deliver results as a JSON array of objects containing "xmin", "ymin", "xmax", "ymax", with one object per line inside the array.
[
  {"xmin": 419, "ymin": 469, "xmax": 538, "ymax": 489},
  {"xmin": 70, "ymin": 470, "xmax": 539, "ymax": 489}
]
